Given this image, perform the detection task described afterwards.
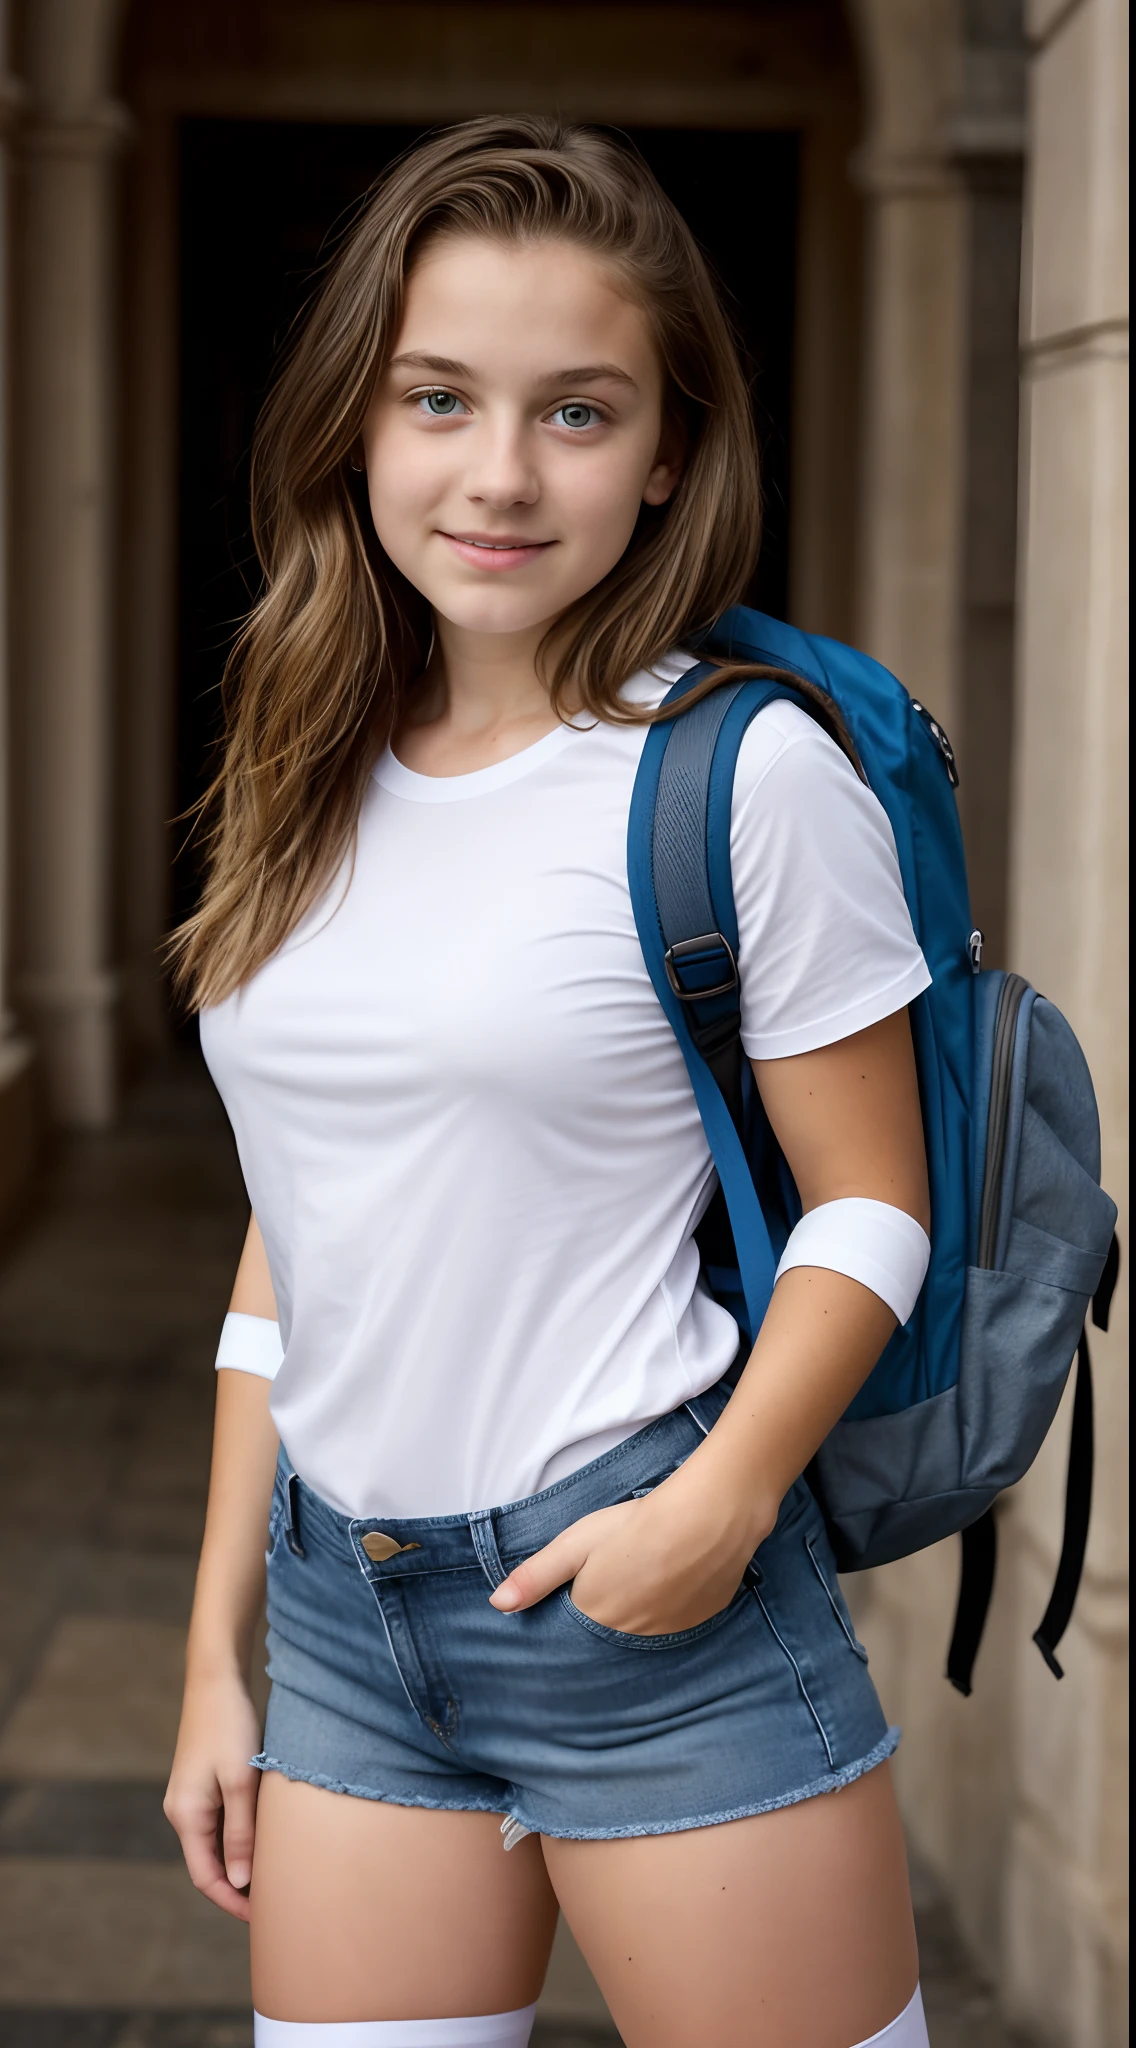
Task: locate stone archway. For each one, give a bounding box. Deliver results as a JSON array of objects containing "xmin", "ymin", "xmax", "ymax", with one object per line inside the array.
[
  {"xmin": 113, "ymin": 0, "xmax": 866, "ymax": 1084},
  {"xmin": 3, "ymin": 0, "xmax": 866, "ymax": 1131},
  {"xmin": 0, "ymin": 4, "xmax": 1030, "ymax": 1111}
]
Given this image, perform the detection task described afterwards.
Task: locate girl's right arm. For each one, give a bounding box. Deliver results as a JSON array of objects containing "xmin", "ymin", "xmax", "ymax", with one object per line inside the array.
[{"xmin": 164, "ymin": 1215, "xmax": 281, "ymax": 1921}]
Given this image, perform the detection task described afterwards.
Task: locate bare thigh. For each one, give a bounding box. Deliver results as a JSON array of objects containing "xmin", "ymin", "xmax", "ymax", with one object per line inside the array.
[
  {"xmin": 543, "ymin": 1761, "xmax": 919, "ymax": 2048},
  {"xmin": 249, "ymin": 1772, "xmax": 559, "ymax": 2021}
]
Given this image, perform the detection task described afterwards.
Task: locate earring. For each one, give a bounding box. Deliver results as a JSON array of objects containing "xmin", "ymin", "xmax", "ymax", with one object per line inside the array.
[{"xmin": 348, "ymin": 447, "xmax": 365, "ymax": 472}]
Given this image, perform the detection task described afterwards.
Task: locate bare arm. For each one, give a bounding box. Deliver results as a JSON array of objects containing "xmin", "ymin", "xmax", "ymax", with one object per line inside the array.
[
  {"xmin": 682, "ymin": 1006, "xmax": 928, "ymax": 1531},
  {"xmin": 492, "ymin": 1009, "xmax": 928, "ymax": 1633},
  {"xmin": 164, "ymin": 1214, "xmax": 280, "ymax": 1920}
]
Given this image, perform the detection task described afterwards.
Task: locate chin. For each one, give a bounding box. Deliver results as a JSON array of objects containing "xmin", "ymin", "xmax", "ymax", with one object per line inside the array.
[{"xmin": 430, "ymin": 587, "xmax": 571, "ymax": 637}]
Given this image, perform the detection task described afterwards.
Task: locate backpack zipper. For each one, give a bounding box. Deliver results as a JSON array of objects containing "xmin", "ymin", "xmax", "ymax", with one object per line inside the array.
[{"xmin": 977, "ymin": 972, "xmax": 1030, "ymax": 1268}]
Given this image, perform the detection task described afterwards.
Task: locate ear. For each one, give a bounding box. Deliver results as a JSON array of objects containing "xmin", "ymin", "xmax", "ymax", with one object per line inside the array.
[{"xmin": 642, "ymin": 410, "xmax": 686, "ymax": 508}]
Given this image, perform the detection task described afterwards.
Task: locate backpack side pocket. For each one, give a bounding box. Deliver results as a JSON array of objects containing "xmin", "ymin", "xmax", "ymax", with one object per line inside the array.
[{"xmin": 958, "ymin": 992, "xmax": 1117, "ymax": 1494}]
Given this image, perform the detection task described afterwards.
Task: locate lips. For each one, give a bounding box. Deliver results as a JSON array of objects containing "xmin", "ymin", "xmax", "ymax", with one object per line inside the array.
[
  {"xmin": 439, "ymin": 531, "xmax": 555, "ymax": 571},
  {"xmin": 451, "ymin": 533, "xmax": 546, "ymax": 548}
]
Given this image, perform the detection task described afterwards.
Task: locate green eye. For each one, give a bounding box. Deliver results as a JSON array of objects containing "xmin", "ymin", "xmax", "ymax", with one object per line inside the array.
[
  {"xmin": 422, "ymin": 390, "xmax": 461, "ymax": 416},
  {"xmin": 554, "ymin": 403, "xmax": 601, "ymax": 430}
]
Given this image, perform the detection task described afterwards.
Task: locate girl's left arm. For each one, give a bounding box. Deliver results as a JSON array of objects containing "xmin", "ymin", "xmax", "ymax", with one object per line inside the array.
[{"xmin": 491, "ymin": 1006, "xmax": 928, "ymax": 1635}]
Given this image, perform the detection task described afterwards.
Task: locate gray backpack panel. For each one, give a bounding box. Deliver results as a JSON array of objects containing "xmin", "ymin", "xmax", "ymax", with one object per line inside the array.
[{"xmin": 817, "ymin": 975, "xmax": 1117, "ymax": 1575}]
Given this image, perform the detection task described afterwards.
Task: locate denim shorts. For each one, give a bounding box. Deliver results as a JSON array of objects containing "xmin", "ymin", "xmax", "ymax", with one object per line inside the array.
[{"xmin": 255, "ymin": 1383, "xmax": 898, "ymax": 1841}]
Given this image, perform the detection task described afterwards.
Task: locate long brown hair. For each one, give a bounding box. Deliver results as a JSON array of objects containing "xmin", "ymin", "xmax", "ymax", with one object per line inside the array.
[{"xmin": 173, "ymin": 116, "xmax": 785, "ymax": 1008}]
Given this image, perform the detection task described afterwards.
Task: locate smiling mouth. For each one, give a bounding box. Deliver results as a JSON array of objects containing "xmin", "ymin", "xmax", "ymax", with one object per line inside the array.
[{"xmin": 443, "ymin": 533, "xmax": 553, "ymax": 550}]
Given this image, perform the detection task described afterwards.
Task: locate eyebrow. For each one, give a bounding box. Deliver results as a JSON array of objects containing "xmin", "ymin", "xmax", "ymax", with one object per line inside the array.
[
  {"xmin": 550, "ymin": 363, "xmax": 639, "ymax": 390},
  {"xmin": 386, "ymin": 351, "xmax": 638, "ymax": 391},
  {"xmin": 386, "ymin": 352, "xmax": 471, "ymax": 378}
]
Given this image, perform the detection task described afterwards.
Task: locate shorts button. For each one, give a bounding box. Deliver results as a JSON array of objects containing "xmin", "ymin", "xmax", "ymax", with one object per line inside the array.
[{"xmin": 361, "ymin": 1531, "xmax": 419, "ymax": 1562}]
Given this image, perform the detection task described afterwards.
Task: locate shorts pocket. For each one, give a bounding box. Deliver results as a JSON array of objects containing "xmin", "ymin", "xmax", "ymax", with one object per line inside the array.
[
  {"xmin": 609, "ymin": 1461, "xmax": 686, "ymax": 1507},
  {"xmin": 558, "ymin": 1581, "xmax": 751, "ymax": 1650},
  {"xmin": 805, "ymin": 1531, "xmax": 869, "ymax": 1663}
]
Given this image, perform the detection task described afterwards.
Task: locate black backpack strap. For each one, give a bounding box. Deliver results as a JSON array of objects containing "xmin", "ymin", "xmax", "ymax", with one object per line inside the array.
[
  {"xmin": 1029, "ymin": 1235, "xmax": 1116, "ymax": 1680},
  {"xmin": 946, "ymin": 1507, "xmax": 998, "ymax": 1696},
  {"xmin": 650, "ymin": 667, "xmax": 819, "ymax": 1130},
  {"xmin": 948, "ymin": 1317, "xmax": 1102, "ymax": 1695},
  {"xmin": 1032, "ymin": 1327, "xmax": 1095, "ymax": 1679},
  {"xmin": 631, "ymin": 664, "xmax": 820, "ymax": 1339},
  {"xmin": 1091, "ymin": 1230, "xmax": 1120, "ymax": 1331},
  {"xmin": 947, "ymin": 1233, "xmax": 1117, "ymax": 1695},
  {"xmin": 651, "ymin": 675, "xmax": 748, "ymax": 1125}
]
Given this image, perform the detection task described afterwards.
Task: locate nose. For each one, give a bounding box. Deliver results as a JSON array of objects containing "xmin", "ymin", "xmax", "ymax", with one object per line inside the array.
[{"xmin": 464, "ymin": 414, "xmax": 539, "ymax": 511}]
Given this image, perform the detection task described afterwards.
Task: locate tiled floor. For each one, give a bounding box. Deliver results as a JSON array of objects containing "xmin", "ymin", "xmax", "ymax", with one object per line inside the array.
[{"xmin": 0, "ymin": 1057, "xmax": 1026, "ymax": 2045}]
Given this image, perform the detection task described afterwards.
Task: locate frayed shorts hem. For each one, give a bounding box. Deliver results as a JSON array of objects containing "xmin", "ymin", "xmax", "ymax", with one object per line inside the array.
[
  {"xmin": 250, "ymin": 1753, "xmax": 507, "ymax": 1817},
  {"xmin": 518, "ymin": 1726, "xmax": 902, "ymax": 1840},
  {"xmin": 249, "ymin": 1725, "xmax": 900, "ymax": 1840}
]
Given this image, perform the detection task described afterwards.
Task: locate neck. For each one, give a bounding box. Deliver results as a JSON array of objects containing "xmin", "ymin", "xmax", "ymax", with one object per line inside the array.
[
  {"xmin": 392, "ymin": 613, "xmax": 578, "ymax": 776},
  {"xmin": 414, "ymin": 615, "xmax": 572, "ymax": 738}
]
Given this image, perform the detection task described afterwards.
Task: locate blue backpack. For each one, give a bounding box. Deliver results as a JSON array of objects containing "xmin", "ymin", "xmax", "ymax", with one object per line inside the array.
[{"xmin": 628, "ymin": 606, "xmax": 1119, "ymax": 1692}]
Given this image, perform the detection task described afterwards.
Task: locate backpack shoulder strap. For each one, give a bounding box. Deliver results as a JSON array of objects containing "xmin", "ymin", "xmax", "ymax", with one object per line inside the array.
[{"xmin": 627, "ymin": 663, "xmax": 816, "ymax": 1340}]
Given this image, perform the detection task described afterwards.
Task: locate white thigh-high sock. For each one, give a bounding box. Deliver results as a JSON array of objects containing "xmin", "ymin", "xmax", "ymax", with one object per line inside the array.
[
  {"xmin": 852, "ymin": 1984, "xmax": 929, "ymax": 2047},
  {"xmin": 253, "ymin": 2010, "xmax": 537, "ymax": 2048}
]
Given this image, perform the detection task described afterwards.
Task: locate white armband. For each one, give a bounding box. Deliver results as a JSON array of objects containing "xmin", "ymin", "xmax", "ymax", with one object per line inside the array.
[
  {"xmin": 215, "ymin": 1311, "xmax": 284, "ymax": 1381},
  {"xmin": 774, "ymin": 1198, "xmax": 930, "ymax": 1326}
]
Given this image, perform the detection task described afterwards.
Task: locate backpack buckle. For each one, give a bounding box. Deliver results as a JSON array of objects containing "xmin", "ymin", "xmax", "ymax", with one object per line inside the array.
[{"xmin": 663, "ymin": 932, "xmax": 739, "ymax": 1001}]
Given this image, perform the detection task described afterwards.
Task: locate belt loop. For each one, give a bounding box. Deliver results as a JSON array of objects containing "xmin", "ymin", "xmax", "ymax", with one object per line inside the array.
[
  {"xmin": 468, "ymin": 1509, "xmax": 506, "ymax": 1590},
  {"xmin": 285, "ymin": 1470, "xmax": 307, "ymax": 1558}
]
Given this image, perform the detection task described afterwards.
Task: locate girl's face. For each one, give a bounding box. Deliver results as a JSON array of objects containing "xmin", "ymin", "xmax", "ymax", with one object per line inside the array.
[{"xmin": 362, "ymin": 235, "xmax": 682, "ymax": 642}]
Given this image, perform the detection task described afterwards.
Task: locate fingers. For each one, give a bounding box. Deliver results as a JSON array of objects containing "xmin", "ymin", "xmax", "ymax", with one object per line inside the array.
[
  {"xmin": 164, "ymin": 1781, "xmax": 254, "ymax": 1924},
  {"xmin": 220, "ymin": 1767, "xmax": 261, "ymax": 1892},
  {"xmin": 489, "ymin": 1522, "xmax": 593, "ymax": 1612}
]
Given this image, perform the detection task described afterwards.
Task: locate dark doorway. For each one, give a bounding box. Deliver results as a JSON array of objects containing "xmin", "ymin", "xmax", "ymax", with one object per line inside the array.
[{"xmin": 177, "ymin": 118, "xmax": 798, "ymax": 927}]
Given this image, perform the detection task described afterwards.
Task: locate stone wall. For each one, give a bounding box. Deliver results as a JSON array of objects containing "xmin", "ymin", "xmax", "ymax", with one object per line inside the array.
[{"xmin": 1005, "ymin": 0, "xmax": 1128, "ymax": 2035}]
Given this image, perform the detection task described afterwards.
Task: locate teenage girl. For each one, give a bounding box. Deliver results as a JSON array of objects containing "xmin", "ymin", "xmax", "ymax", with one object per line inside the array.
[{"xmin": 166, "ymin": 118, "xmax": 935, "ymax": 2048}]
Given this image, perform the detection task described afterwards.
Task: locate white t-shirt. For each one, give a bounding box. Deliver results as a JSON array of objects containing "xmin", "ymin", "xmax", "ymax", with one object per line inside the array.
[{"xmin": 200, "ymin": 654, "xmax": 930, "ymax": 1518}]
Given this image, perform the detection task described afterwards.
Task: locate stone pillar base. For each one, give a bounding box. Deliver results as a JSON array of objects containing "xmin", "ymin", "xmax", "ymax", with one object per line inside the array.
[
  {"xmin": 0, "ymin": 1037, "xmax": 39, "ymax": 1235},
  {"xmin": 16, "ymin": 970, "xmax": 118, "ymax": 1129}
]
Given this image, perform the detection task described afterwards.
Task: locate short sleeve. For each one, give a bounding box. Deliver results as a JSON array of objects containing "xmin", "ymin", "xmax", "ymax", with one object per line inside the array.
[{"xmin": 730, "ymin": 701, "xmax": 931, "ymax": 1059}]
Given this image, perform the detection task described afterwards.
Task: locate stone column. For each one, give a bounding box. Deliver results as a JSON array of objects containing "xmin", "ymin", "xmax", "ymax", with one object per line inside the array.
[
  {"xmin": 788, "ymin": 101, "xmax": 864, "ymax": 645},
  {"xmin": 119, "ymin": 110, "xmax": 178, "ymax": 1059},
  {"xmin": 846, "ymin": 8, "xmax": 1026, "ymax": 956},
  {"xmin": 847, "ymin": 0, "xmax": 969, "ymax": 739},
  {"xmin": 0, "ymin": 5, "xmax": 36, "ymax": 1227},
  {"xmin": 1003, "ymin": 0, "xmax": 1129, "ymax": 2039},
  {"xmin": 11, "ymin": 0, "xmax": 129, "ymax": 1127}
]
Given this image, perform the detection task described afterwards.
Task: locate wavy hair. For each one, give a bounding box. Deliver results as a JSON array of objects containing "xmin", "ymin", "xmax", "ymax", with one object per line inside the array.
[{"xmin": 173, "ymin": 116, "xmax": 789, "ymax": 1007}]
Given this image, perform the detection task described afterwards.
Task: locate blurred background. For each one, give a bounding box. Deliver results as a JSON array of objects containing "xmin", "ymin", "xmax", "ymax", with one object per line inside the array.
[{"xmin": 0, "ymin": 2, "xmax": 1127, "ymax": 2044}]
